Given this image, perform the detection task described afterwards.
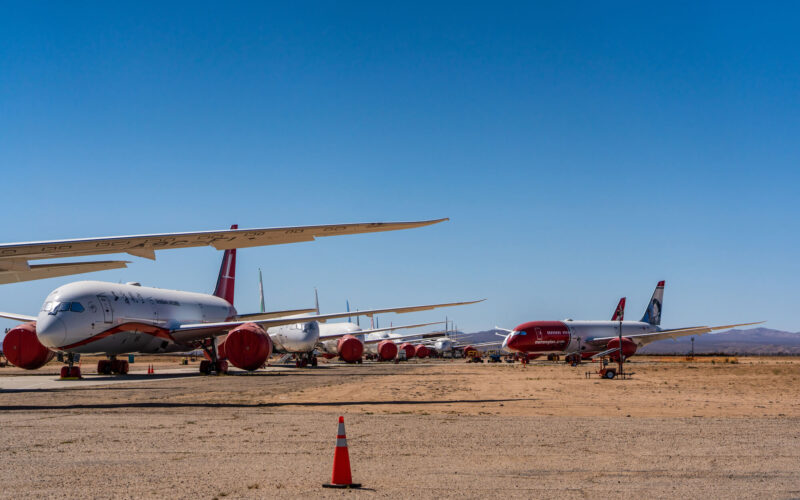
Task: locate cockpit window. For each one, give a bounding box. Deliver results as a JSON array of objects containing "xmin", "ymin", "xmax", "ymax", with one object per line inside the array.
[
  {"xmin": 514, "ymin": 330, "xmax": 526, "ymax": 335},
  {"xmin": 45, "ymin": 301, "xmax": 85, "ymax": 314}
]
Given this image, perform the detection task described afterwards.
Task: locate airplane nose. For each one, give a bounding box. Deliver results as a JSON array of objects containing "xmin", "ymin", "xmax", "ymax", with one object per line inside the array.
[
  {"xmin": 36, "ymin": 316, "xmax": 67, "ymax": 348},
  {"xmin": 505, "ymin": 333, "xmax": 520, "ymax": 352}
]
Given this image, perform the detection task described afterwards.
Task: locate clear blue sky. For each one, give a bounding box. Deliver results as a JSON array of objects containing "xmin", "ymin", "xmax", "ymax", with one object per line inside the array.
[{"xmin": 1, "ymin": 2, "xmax": 798, "ymax": 335}]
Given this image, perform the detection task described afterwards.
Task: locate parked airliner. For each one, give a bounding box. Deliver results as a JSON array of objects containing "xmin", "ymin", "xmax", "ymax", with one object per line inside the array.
[
  {"xmin": 0, "ymin": 221, "xmax": 481, "ymax": 378},
  {"xmin": 498, "ymin": 281, "xmax": 760, "ymax": 364}
]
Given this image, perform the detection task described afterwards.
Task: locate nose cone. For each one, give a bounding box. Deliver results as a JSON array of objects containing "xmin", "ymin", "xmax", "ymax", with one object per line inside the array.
[
  {"xmin": 505, "ymin": 332, "xmax": 523, "ymax": 352},
  {"xmin": 303, "ymin": 321, "xmax": 320, "ymax": 342},
  {"xmin": 36, "ymin": 315, "xmax": 67, "ymax": 348}
]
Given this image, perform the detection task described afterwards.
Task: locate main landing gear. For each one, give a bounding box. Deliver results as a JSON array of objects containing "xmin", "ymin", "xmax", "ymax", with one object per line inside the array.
[
  {"xmin": 295, "ymin": 353, "xmax": 318, "ymax": 368},
  {"xmin": 199, "ymin": 340, "xmax": 228, "ymax": 375},
  {"xmin": 59, "ymin": 353, "xmax": 82, "ymax": 379},
  {"xmin": 97, "ymin": 356, "xmax": 129, "ymax": 375}
]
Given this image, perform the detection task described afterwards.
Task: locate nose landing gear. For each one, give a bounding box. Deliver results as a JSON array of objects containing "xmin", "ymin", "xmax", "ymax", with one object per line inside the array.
[
  {"xmin": 294, "ymin": 353, "xmax": 318, "ymax": 368},
  {"xmin": 59, "ymin": 353, "xmax": 82, "ymax": 379}
]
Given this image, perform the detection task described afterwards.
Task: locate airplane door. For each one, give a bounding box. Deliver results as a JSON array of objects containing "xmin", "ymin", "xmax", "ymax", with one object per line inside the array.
[
  {"xmin": 97, "ymin": 295, "xmax": 113, "ymax": 324},
  {"xmin": 535, "ymin": 327, "xmax": 543, "ymax": 340}
]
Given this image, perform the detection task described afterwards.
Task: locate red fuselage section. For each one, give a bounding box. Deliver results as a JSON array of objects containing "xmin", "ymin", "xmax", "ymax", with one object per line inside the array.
[{"xmin": 505, "ymin": 321, "xmax": 571, "ymax": 353}]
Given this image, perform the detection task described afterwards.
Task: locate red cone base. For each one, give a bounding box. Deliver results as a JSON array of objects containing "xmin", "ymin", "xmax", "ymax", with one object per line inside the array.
[{"xmin": 322, "ymin": 416, "xmax": 361, "ymax": 489}]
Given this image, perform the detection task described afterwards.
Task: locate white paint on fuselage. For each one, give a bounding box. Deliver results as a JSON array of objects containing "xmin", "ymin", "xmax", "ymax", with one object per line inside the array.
[
  {"xmin": 35, "ymin": 281, "xmax": 235, "ymax": 355},
  {"xmin": 562, "ymin": 320, "xmax": 658, "ymax": 352}
]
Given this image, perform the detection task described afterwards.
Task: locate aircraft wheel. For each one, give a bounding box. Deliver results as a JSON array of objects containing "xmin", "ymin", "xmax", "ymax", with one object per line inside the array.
[
  {"xmin": 97, "ymin": 360, "xmax": 112, "ymax": 375},
  {"xmin": 311, "ymin": 356, "xmax": 318, "ymax": 367},
  {"xmin": 215, "ymin": 360, "xmax": 228, "ymax": 375},
  {"xmin": 199, "ymin": 360, "xmax": 212, "ymax": 375}
]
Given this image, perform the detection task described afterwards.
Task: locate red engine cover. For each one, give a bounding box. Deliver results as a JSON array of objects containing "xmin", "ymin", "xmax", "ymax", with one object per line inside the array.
[
  {"xmin": 3, "ymin": 322, "xmax": 54, "ymax": 370},
  {"xmin": 376, "ymin": 340, "xmax": 398, "ymax": 361},
  {"xmin": 399, "ymin": 343, "xmax": 416, "ymax": 358},
  {"xmin": 337, "ymin": 335, "xmax": 363, "ymax": 363},
  {"xmin": 414, "ymin": 344, "xmax": 429, "ymax": 359},
  {"xmin": 606, "ymin": 337, "xmax": 637, "ymax": 361},
  {"xmin": 224, "ymin": 323, "xmax": 272, "ymax": 371}
]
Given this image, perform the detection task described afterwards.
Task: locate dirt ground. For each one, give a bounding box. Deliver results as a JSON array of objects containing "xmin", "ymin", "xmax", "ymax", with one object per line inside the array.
[{"xmin": 0, "ymin": 356, "xmax": 798, "ymax": 499}]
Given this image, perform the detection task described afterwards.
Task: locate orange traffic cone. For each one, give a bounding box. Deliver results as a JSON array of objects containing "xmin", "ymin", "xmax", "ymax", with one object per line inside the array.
[{"xmin": 322, "ymin": 416, "xmax": 361, "ymax": 489}]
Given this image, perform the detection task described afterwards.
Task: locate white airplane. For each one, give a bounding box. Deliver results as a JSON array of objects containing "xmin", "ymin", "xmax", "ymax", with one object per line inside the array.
[
  {"xmin": 498, "ymin": 281, "xmax": 761, "ymax": 368},
  {"xmin": 0, "ymin": 219, "xmax": 482, "ymax": 378},
  {"xmin": 0, "ymin": 219, "xmax": 447, "ymax": 284}
]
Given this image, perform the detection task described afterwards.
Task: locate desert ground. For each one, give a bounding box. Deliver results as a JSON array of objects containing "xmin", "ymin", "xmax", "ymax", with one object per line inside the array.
[{"xmin": 0, "ymin": 356, "xmax": 798, "ymax": 499}]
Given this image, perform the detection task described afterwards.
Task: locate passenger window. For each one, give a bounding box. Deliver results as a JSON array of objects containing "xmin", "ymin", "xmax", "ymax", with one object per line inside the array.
[{"xmin": 70, "ymin": 302, "xmax": 85, "ymax": 313}]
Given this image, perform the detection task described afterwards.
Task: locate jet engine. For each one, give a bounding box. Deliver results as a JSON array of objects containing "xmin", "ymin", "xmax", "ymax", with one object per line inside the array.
[
  {"xmin": 337, "ymin": 335, "xmax": 363, "ymax": 363},
  {"xmin": 224, "ymin": 322, "xmax": 272, "ymax": 371},
  {"xmin": 399, "ymin": 342, "xmax": 416, "ymax": 359},
  {"xmin": 376, "ymin": 340, "xmax": 397, "ymax": 361},
  {"xmin": 606, "ymin": 337, "xmax": 637, "ymax": 361},
  {"xmin": 2, "ymin": 322, "xmax": 55, "ymax": 370},
  {"xmin": 414, "ymin": 344, "xmax": 430, "ymax": 359}
]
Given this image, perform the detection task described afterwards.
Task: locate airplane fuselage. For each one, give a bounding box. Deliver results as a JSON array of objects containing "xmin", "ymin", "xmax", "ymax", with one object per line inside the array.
[
  {"xmin": 35, "ymin": 281, "xmax": 236, "ymax": 355},
  {"xmin": 503, "ymin": 320, "xmax": 661, "ymax": 355}
]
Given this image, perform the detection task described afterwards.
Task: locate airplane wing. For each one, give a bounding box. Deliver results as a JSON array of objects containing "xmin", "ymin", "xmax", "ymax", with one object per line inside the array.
[
  {"xmin": 0, "ymin": 218, "xmax": 447, "ymax": 284},
  {"xmin": 0, "ymin": 311, "xmax": 37, "ymax": 322},
  {"xmin": 590, "ymin": 321, "xmax": 764, "ymax": 347},
  {"xmin": 318, "ymin": 321, "xmax": 443, "ymax": 341},
  {"xmin": 233, "ymin": 308, "xmax": 318, "ymax": 321},
  {"xmin": 0, "ymin": 261, "xmax": 131, "ymax": 285},
  {"xmin": 170, "ymin": 299, "xmax": 484, "ymax": 344}
]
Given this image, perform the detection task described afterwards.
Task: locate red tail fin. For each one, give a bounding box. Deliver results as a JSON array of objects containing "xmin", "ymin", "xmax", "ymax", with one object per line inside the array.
[
  {"xmin": 611, "ymin": 297, "xmax": 626, "ymax": 321},
  {"xmin": 213, "ymin": 224, "xmax": 238, "ymax": 305}
]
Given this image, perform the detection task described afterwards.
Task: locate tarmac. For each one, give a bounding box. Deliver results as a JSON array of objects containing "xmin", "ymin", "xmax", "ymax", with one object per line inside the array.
[{"xmin": 0, "ymin": 356, "xmax": 798, "ymax": 498}]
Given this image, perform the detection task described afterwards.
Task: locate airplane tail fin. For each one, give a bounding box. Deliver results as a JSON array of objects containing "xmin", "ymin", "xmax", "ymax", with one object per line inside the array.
[
  {"xmin": 213, "ymin": 224, "xmax": 238, "ymax": 305},
  {"xmin": 640, "ymin": 281, "xmax": 665, "ymax": 326},
  {"xmin": 611, "ymin": 297, "xmax": 626, "ymax": 321}
]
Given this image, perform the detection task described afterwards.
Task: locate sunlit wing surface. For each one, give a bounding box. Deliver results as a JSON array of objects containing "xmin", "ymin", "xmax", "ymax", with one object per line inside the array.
[
  {"xmin": 0, "ymin": 311, "xmax": 37, "ymax": 322},
  {"xmin": 171, "ymin": 299, "xmax": 484, "ymax": 343},
  {"xmin": 0, "ymin": 261, "xmax": 130, "ymax": 285},
  {"xmin": 318, "ymin": 321, "xmax": 443, "ymax": 341},
  {"xmin": 0, "ymin": 218, "xmax": 447, "ymax": 284},
  {"xmin": 591, "ymin": 321, "xmax": 764, "ymax": 346},
  {"xmin": 233, "ymin": 308, "xmax": 318, "ymax": 321}
]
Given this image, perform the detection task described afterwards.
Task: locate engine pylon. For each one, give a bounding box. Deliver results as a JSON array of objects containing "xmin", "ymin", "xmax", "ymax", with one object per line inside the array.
[{"xmin": 322, "ymin": 416, "xmax": 361, "ymax": 489}]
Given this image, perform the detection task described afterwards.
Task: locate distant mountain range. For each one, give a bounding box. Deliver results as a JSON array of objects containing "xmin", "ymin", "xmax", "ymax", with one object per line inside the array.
[{"xmin": 451, "ymin": 328, "xmax": 800, "ymax": 355}]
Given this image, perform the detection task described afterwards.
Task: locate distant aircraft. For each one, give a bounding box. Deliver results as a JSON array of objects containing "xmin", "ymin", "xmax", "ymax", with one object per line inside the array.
[
  {"xmin": 0, "ymin": 218, "xmax": 447, "ymax": 284},
  {"xmin": 233, "ymin": 275, "xmax": 467, "ymax": 367},
  {"xmin": 498, "ymin": 281, "xmax": 761, "ymax": 364}
]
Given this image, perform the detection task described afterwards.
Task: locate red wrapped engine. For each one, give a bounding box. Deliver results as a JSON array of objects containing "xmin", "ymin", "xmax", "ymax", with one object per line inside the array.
[
  {"xmin": 224, "ymin": 322, "xmax": 272, "ymax": 371},
  {"xmin": 3, "ymin": 322, "xmax": 55, "ymax": 370},
  {"xmin": 606, "ymin": 337, "xmax": 637, "ymax": 361},
  {"xmin": 337, "ymin": 335, "xmax": 363, "ymax": 363},
  {"xmin": 376, "ymin": 340, "xmax": 398, "ymax": 361}
]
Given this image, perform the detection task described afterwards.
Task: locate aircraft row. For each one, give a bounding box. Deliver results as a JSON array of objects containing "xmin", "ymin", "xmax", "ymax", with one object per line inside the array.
[{"xmin": 0, "ymin": 218, "xmax": 757, "ymax": 378}]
